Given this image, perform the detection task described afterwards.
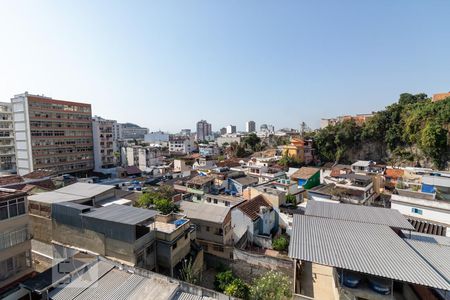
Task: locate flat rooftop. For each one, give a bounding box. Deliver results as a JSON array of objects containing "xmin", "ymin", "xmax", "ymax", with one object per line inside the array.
[
  {"xmin": 180, "ymin": 201, "xmax": 230, "ymax": 223},
  {"xmin": 83, "ymin": 204, "xmax": 157, "ymax": 225},
  {"xmin": 306, "ymin": 200, "xmax": 414, "ymax": 230},
  {"xmin": 289, "ymin": 215, "xmax": 450, "ymax": 290}
]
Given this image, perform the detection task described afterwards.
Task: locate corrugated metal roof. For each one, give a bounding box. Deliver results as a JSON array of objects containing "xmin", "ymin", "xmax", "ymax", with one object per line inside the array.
[
  {"xmin": 289, "ymin": 215, "xmax": 450, "ymax": 290},
  {"xmin": 305, "ymin": 200, "xmax": 415, "ymax": 230},
  {"xmin": 171, "ymin": 292, "xmax": 202, "ymax": 300},
  {"xmin": 404, "ymin": 239, "xmax": 450, "ymax": 282},
  {"xmin": 56, "ymin": 182, "xmax": 115, "ymax": 198},
  {"xmin": 402, "ymin": 231, "xmax": 450, "ymax": 246},
  {"xmin": 49, "ymin": 261, "xmax": 114, "ymax": 300},
  {"xmin": 82, "ymin": 204, "xmax": 157, "ymax": 225}
]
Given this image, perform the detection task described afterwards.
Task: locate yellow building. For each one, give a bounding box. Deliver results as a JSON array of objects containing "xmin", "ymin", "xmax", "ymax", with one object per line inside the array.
[{"xmin": 282, "ymin": 138, "xmax": 305, "ymax": 162}]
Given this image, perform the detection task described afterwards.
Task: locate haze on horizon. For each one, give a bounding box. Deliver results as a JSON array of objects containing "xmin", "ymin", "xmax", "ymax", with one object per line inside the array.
[{"xmin": 0, "ymin": 0, "xmax": 449, "ymax": 132}]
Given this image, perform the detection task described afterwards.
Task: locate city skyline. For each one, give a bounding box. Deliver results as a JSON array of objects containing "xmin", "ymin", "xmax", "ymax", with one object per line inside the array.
[{"xmin": 1, "ymin": 1, "xmax": 450, "ymax": 132}]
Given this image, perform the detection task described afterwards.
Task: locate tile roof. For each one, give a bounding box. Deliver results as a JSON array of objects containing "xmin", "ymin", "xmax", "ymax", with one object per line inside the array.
[
  {"xmin": 385, "ymin": 168, "xmax": 404, "ymax": 178},
  {"xmin": 0, "ymin": 175, "xmax": 24, "ymax": 186},
  {"xmin": 290, "ymin": 167, "xmax": 320, "ymax": 180},
  {"xmin": 306, "ymin": 200, "xmax": 414, "ymax": 230},
  {"xmin": 238, "ymin": 195, "xmax": 272, "ymax": 221},
  {"xmin": 125, "ymin": 165, "xmax": 142, "ymax": 175},
  {"xmin": 289, "ymin": 215, "xmax": 450, "ymax": 290}
]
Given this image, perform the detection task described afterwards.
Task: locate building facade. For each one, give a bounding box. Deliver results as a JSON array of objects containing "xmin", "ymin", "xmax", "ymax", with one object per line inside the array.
[
  {"xmin": 226, "ymin": 125, "xmax": 236, "ymax": 134},
  {"xmin": 0, "ymin": 103, "xmax": 16, "ymax": 174},
  {"xmin": 0, "ymin": 189, "xmax": 32, "ymax": 291},
  {"xmin": 11, "ymin": 93, "xmax": 94, "ymax": 175},
  {"xmin": 196, "ymin": 120, "xmax": 212, "ymax": 141},
  {"xmin": 121, "ymin": 123, "xmax": 149, "ymax": 139},
  {"xmin": 246, "ymin": 121, "xmax": 256, "ymax": 133},
  {"xmin": 92, "ymin": 116, "xmax": 116, "ymax": 172}
]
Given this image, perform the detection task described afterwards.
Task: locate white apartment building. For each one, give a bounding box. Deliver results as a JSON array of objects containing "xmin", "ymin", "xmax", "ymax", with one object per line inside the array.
[
  {"xmin": 226, "ymin": 125, "xmax": 236, "ymax": 134},
  {"xmin": 169, "ymin": 137, "xmax": 192, "ymax": 155},
  {"xmin": 92, "ymin": 116, "xmax": 116, "ymax": 173},
  {"xmin": 0, "ymin": 103, "xmax": 16, "ymax": 174},
  {"xmin": 125, "ymin": 146, "xmax": 163, "ymax": 171}
]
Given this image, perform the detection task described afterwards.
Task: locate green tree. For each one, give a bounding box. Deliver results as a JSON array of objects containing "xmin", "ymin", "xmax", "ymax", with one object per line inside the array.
[
  {"xmin": 420, "ymin": 122, "xmax": 448, "ymax": 168},
  {"xmin": 285, "ymin": 194, "xmax": 296, "ymax": 204},
  {"xmin": 250, "ymin": 271, "xmax": 292, "ymax": 300},
  {"xmin": 214, "ymin": 270, "xmax": 235, "ymax": 292},
  {"xmin": 154, "ymin": 199, "xmax": 179, "ymax": 215},
  {"xmin": 272, "ymin": 236, "xmax": 289, "ymax": 252},
  {"xmin": 243, "ymin": 133, "xmax": 262, "ymax": 152}
]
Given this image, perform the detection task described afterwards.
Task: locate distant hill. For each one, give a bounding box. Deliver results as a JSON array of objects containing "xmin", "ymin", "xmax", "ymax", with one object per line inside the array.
[{"xmin": 312, "ymin": 93, "xmax": 450, "ymax": 170}]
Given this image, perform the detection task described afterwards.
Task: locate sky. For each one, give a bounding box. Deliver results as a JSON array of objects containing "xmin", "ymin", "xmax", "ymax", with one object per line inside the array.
[{"xmin": 0, "ymin": 1, "xmax": 449, "ymax": 132}]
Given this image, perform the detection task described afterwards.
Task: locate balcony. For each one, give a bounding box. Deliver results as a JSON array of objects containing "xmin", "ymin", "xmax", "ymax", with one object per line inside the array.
[{"xmin": 0, "ymin": 227, "xmax": 31, "ymax": 251}]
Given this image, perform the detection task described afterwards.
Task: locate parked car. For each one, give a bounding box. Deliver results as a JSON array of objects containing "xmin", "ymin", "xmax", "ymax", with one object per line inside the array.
[{"xmin": 367, "ymin": 276, "xmax": 391, "ymax": 295}]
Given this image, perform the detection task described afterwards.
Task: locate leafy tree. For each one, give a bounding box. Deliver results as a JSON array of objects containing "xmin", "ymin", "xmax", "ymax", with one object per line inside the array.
[
  {"xmin": 278, "ymin": 153, "xmax": 303, "ymax": 168},
  {"xmin": 272, "ymin": 236, "xmax": 289, "ymax": 251},
  {"xmin": 250, "ymin": 271, "xmax": 292, "ymax": 300},
  {"xmin": 154, "ymin": 199, "xmax": 179, "ymax": 215},
  {"xmin": 136, "ymin": 193, "xmax": 156, "ymax": 208},
  {"xmin": 243, "ymin": 133, "xmax": 262, "ymax": 152},
  {"xmin": 420, "ymin": 122, "xmax": 448, "ymax": 168},
  {"xmin": 285, "ymin": 194, "xmax": 296, "ymax": 204},
  {"xmin": 224, "ymin": 278, "xmax": 250, "ymax": 300},
  {"xmin": 214, "ymin": 270, "xmax": 235, "ymax": 292}
]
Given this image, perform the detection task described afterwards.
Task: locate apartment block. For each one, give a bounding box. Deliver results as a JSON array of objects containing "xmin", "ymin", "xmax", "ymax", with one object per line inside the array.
[
  {"xmin": 0, "ymin": 103, "xmax": 16, "ymax": 173},
  {"xmin": 11, "ymin": 93, "xmax": 94, "ymax": 176},
  {"xmin": 0, "ymin": 189, "xmax": 32, "ymax": 291},
  {"xmin": 92, "ymin": 116, "xmax": 116, "ymax": 172}
]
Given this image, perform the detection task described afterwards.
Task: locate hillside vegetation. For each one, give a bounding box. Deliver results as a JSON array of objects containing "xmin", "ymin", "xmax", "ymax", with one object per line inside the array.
[{"xmin": 313, "ymin": 93, "xmax": 450, "ymax": 169}]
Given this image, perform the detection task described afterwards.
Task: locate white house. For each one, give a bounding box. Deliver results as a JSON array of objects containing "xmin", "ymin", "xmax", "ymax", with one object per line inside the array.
[{"xmin": 231, "ymin": 195, "xmax": 277, "ymax": 247}]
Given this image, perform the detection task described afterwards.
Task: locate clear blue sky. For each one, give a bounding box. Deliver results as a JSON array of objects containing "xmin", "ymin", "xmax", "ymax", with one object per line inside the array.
[{"xmin": 1, "ymin": 1, "xmax": 449, "ymax": 132}]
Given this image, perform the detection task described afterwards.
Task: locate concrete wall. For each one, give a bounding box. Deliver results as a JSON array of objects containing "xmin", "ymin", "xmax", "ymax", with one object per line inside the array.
[
  {"xmin": 231, "ymin": 208, "xmax": 253, "ymax": 243},
  {"xmin": 391, "ymin": 197, "xmax": 450, "ymax": 228},
  {"xmin": 29, "ymin": 214, "xmax": 52, "ymax": 243}
]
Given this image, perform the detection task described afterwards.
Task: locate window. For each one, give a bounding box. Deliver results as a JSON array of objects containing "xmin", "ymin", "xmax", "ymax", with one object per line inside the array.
[
  {"xmin": 173, "ymin": 242, "xmax": 177, "ymax": 250},
  {"xmin": 8, "ymin": 200, "xmax": 18, "ymax": 218},
  {"xmin": 213, "ymin": 199, "xmax": 218, "ymax": 204},
  {"xmin": 185, "ymin": 233, "xmax": 188, "ymax": 240},
  {"xmin": 206, "ymin": 226, "xmax": 210, "ymax": 232},
  {"xmin": 411, "ymin": 208, "xmax": 423, "ymax": 215},
  {"xmin": 0, "ymin": 202, "xmax": 7, "ymax": 220},
  {"xmin": 225, "ymin": 201, "xmax": 230, "ymax": 207}
]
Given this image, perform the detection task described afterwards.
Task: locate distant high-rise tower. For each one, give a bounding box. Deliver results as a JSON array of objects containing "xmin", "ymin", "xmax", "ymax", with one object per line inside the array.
[
  {"xmin": 219, "ymin": 127, "xmax": 227, "ymax": 135},
  {"xmin": 246, "ymin": 121, "xmax": 256, "ymax": 133},
  {"xmin": 196, "ymin": 120, "xmax": 212, "ymax": 141},
  {"xmin": 226, "ymin": 125, "xmax": 236, "ymax": 134}
]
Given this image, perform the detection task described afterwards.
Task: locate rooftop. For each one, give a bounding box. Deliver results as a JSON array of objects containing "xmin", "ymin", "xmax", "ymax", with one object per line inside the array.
[
  {"xmin": 238, "ymin": 195, "xmax": 272, "ymax": 221},
  {"xmin": 289, "ymin": 215, "xmax": 450, "ymax": 290},
  {"xmin": 306, "ymin": 200, "xmax": 414, "ymax": 230},
  {"xmin": 180, "ymin": 200, "xmax": 230, "ymax": 223},
  {"xmin": 56, "ymin": 182, "xmax": 115, "ymax": 198},
  {"xmin": 0, "ymin": 187, "xmax": 27, "ymax": 200},
  {"xmin": 231, "ymin": 175, "xmax": 259, "ymax": 186},
  {"xmin": 187, "ymin": 175, "xmax": 215, "ymax": 186},
  {"xmin": 290, "ymin": 167, "xmax": 320, "ymax": 180},
  {"xmin": 83, "ymin": 204, "xmax": 157, "ymax": 225}
]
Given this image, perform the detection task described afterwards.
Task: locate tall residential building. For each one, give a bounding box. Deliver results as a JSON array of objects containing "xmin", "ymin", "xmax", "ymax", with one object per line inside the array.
[
  {"xmin": 0, "ymin": 103, "xmax": 16, "ymax": 173},
  {"xmin": 0, "ymin": 189, "xmax": 32, "ymax": 291},
  {"xmin": 11, "ymin": 93, "xmax": 94, "ymax": 176},
  {"xmin": 112, "ymin": 122, "xmax": 123, "ymax": 140},
  {"xmin": 92, "ymin": 116, "xmax": 116, "ymax": 172},
  {"xmin": 226, "ymin": 125, "xmax": 237, "ymax": 134},
  {"xmin": 219, "ymin": 127, "xmax": 227, "ymax": 135},
  {"xmin": 246, "ymin": 121, "xmax": 256, "ymax": 133},
  {"xmin": 196, "ymin": 120, "xmax": 212, "ymax": 141}
]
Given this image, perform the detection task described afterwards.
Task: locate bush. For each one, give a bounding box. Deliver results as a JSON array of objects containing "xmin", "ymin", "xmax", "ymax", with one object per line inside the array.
[
  {"xmin": 272, "ymin": 236, "xmax": 289, "ymax": 252},
  {"xmin": 224, "ymin": 278, "xmax": 250, "ymax": 300},
  {"xmin": 214, "ymin": 270, "xmax": 234, "ymax": 292},
  {"xmin": 154, "ymin": 199, "xmax": 179, "ymax": 215},
  {"xmin": 250, "ymin": 271, "xmax": 292, "ymax": 300},
  {"xmin": 285, "ymin": 194, "xmax": 296, "ymax": 204}
]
